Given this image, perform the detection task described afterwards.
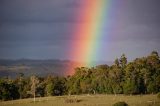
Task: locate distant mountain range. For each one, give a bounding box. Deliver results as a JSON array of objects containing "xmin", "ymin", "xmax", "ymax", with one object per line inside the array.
[{"xmin": 0, "ymin": 59, "xmax": 113, "ymax": 78}]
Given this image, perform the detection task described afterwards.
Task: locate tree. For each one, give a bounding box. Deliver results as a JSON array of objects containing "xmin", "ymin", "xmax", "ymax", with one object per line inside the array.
[
  {"xmin": 123, "ymin": 78, "xmax": 138, "ymax": 94},
  {"xmin": 0, "ymin": 79, "xmax": 19, "ymax": 101},
  {"xmin": 17, "ymin": 73, "xmax": 24, "ymax": 99},
  {"xmin": 114, "ymin": 58, "xmax": 120, "ymax": 67},
  {"xmin": 30, "ymin": 75, "xmax": 39, "ymax": 102},
  {"xmin": 46, "ymin": 82, "xmax": 54, "ymax": 96},
  {"xmin": 119, "ymin": 54, "xmax": 127, "ymax": 70},
  {"xmin": 123, "ymin": 63, "xmax": 140, "ymax": 94},
  {"xmin": 109, "ymin": 64, "xmax": 123, "ymax": 94},
  {"xmin": 151, "ymin": 51, "xmax": 159, "ymax": 58},
  {"xmin": 52, "ymin": 77, "xmax": 67, "ymax": 96}
]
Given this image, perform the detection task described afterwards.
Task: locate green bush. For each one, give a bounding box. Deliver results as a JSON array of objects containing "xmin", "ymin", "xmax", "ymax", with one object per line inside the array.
[
  {"xmin": 157, "ymin": 92, "xmax": 160, "ymax": 99},
  {"xmin": 113, "ymin": 101, "xmax": 128, "ymax": 106}
]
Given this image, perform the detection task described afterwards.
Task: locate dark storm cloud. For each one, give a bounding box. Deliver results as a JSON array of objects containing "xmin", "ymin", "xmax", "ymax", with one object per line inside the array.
[
  {"xmin": 107, "ymin": 0, "xmax": 160, "ymax": 42},
  {"xmin": 65, "ymin": 0, "xmax": 82, "ymax": 8},
  {"xmin": 127, "ymin": 0, "xmax": 160, "ymax": 24},
  {"xmin": 0, "ymin": 0, "xmax": 77, "ymax": 59},
  {"xmin": 0, "ymin": 0, "xmax": 160, "ymax": 60},
  {"xmin": 110, "ymin": 24, "xmax": 160, "ymax": 42},
  {"xmin": 0, "ymin": 0, "xmax": 83, "ymax": 44},
  {"xmin": 0, "ymin": 0, "xmax": 82, "ymax": 23},
  {"xmin": 0, "ymin": 0, "xmax": 77, "ymax": 45}
]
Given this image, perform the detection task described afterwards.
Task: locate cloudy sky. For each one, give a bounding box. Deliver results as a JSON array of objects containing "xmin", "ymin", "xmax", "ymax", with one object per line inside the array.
[{"xmin": 0, "ymin": 0, "xmax": 160, "ymax": 62}]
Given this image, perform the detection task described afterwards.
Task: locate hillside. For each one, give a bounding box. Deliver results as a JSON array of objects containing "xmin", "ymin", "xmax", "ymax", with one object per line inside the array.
[{"xmin": 0, "ymin": 59, "xmax": 112, "ymax": 78}]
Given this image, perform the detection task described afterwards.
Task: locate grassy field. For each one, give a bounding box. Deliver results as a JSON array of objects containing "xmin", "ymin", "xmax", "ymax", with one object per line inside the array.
[{"xmin": 0, "ymin": 94, "xmax": 160, "ymax": 106}]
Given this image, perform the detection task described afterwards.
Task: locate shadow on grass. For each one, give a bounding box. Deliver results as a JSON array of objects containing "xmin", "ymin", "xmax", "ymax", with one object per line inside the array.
[{"xmin": 64, "ymin": 98, "xmax": 83, "ymax": 103}]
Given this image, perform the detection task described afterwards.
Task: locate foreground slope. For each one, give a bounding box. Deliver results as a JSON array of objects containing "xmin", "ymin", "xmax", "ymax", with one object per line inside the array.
[{"xmin": 0, "ymin": 95, "xmax": 160, "ymax": 106}]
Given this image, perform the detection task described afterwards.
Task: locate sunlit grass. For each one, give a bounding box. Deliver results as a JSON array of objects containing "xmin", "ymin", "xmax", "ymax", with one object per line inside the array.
[{"xmin": 0, "ymin": 94, "xmax": 160, "ymax": 106}]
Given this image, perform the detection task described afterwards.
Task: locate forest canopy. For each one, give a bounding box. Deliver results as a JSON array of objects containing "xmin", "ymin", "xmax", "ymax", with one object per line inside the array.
[{"xmin": 0, "ymin": 51, "xmax": 160, "ymax": 101}]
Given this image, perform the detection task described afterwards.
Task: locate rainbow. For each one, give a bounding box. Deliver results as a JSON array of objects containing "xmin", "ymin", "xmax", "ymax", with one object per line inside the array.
[{"xmin": 68, "ymin": 0, "xmax": 114, "ymax": 74}]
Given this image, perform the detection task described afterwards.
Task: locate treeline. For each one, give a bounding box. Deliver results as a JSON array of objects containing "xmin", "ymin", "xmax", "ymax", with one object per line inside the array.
[{"xmin": 0, "ymin": 51, "xmax": 160, "ymax": 101}]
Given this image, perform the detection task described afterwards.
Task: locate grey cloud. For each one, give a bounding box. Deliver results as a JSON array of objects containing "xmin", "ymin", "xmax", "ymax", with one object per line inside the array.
[
  {"xmin": 0, "ymin": 0, "xmax": 160, "ymax": 60},
  {"xmin": 0, "ymin": 0, "xmax": 78, "ymax": 23},
  {"xmin": 0, "ymin": 22, "xmax": 73, "ymax": 42},
  {"xmin": 111, "ymin": 25, "xmax": 160, "ymax": 42}
]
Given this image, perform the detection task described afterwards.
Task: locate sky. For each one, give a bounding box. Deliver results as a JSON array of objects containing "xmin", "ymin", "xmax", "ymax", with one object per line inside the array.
[{"xmin": 0, "ymin": 0, "xmax": 160, "ymax": 62}]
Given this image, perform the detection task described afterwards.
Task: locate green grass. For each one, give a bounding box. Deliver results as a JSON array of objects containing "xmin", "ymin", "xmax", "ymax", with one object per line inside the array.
[{"xmin": 0, "ymin": 94, "xmax": 160, "ymax": 106}]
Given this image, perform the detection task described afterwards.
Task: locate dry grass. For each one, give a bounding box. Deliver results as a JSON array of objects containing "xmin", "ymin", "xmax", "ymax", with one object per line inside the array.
[{"xmin": 0, "ymin": 94, "xmax": 160, "ymax": 106}]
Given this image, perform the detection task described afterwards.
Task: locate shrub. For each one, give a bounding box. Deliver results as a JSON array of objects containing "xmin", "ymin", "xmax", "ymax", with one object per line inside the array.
[
  {"xmin": 113, "ymin": 101, "xmax": 128, "ymax": 106},
  {"xmin": 64, "ymin": 98, "xmax": 82, "ymax": 103}
]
